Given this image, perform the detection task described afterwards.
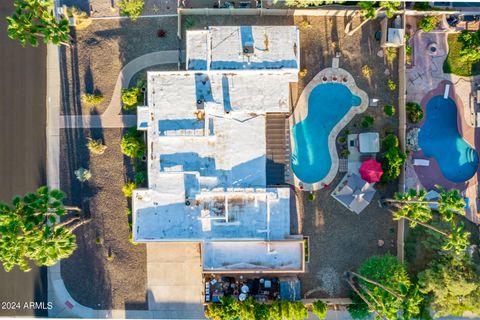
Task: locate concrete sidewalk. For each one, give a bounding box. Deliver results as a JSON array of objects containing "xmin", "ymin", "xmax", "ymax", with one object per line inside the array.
[{"xmin": 60, "ymin": 50, "xmax": 182, "ymax": 129}]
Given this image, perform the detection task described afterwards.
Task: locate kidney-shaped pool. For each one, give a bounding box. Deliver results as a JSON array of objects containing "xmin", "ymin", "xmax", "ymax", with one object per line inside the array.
[
  {"xmin": 291, "ymin": 83, "xmax": 362, "ymax": 184},
  {"xmin": 419, "ymin": 95, "xmax": 478, "ymax": 183}
]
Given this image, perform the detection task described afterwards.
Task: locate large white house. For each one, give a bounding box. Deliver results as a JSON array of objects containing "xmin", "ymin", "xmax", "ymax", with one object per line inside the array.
[{"xmin": 132, "ymin": 26, "xmax": 304, "ymax": 274}]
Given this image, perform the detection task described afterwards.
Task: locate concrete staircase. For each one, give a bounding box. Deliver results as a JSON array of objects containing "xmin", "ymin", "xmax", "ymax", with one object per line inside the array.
[{"xmin": 266, "ymin": 113, "xmax": 291, "ymax": 186}]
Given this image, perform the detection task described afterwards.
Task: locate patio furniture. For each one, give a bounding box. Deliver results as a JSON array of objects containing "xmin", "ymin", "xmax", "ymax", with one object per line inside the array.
[
  {"xmin": 359, "ymin": 159, "xmax": 383, "ymax": 183},
  {"xmin": 413, "ymin": 159, "xmax": 430, "ymax": 166},
  {"xmin": 444, "ymin": 84, "xmax": 450, "ymax": 99},
  {"xmin": 332, "ymin": 173, "xmax": 376, "ymax": 214}
]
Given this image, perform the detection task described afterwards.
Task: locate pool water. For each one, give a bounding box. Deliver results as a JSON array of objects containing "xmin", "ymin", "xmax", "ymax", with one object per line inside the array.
[
  {"xmin": 291, "ymin": 83, "xmax": 361, "ymax": 184},
  {"xmin": 419, "ymin": 96, "xmax": 478, "ymax": 182}
]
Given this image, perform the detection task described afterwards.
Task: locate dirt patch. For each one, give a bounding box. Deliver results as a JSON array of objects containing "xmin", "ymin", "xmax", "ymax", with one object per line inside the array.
[
  {"xmin": 60, "ymin": 128, "xmax": 147, "ymax": 310},
  {"xmin": 298, "ymin": 178, "xmax": 397, "ymax": 299}
]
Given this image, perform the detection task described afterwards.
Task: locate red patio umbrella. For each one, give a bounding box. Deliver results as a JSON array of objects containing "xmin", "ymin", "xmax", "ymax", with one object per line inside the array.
[{"xmin": 359, "ymin": 159, "xmax": 383, "ymax": 183}]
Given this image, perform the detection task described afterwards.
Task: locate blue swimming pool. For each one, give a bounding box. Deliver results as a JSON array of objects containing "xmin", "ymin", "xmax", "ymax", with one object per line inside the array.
[
  {"xmin": 419, "ymin": 96, "xmax": 478, "ymax": 182},
  {"xmin": 291, "ymin": 83, "xmax": 362, "ymax": 184}
]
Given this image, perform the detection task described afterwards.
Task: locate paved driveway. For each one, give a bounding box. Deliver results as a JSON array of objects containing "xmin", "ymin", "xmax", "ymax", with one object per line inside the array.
[{"xmin": 146, "ymin": 243, "xmax": 205, "ymax": 319}]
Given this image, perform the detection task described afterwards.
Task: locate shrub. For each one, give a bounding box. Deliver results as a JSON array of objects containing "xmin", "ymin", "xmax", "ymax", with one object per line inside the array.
[
  {"xmin": 384, "ymin": 104, "xmax": 395, "ymax": 116},
  {"xmin": 134, "ymin": 171, "xmax": 146, "ymax": 184},
  {"xmin": 95, "ymin": 238, "xmax": 102, "ymax": 245},
  {"xmin": 381, "ymin": 134, "xmax": 406, "ymax": 182},
  {"xmin": 67, "ymin": 7, "xmax": 91, "ymax": 30},
  {"xmin": 81, "ymin": 93, "xmax": 104, "ymax": 106},
  {"xmin": 406, "ymin": 102, "xmax": 424, "ymax": 123},
  {"xmin": 361, "ymin": 65, "xmax": 372, "ymax": 80},
  {"xmin": 299, "ymin": 68, "xmax": 308, "ymax": 77},
  {"xmin": 387, "ymin": 79, "xmax": 397, "ymax": 91},
  {"xmin": 120, "ymin": 129, "xmax": 145, "ymax": 158},
  {"xmin": 338, "ymin": 135, "xmax": 347, "ymax": 144},
  {"xmin": 157, "ymin": 29, "xmax": 167, "ymax": 38},
  {"xmin": 121, "ymin": 87, "xmax": 140, "ymax": 110},
  {"xmin": 74, "ymin": 167, "xmax": 92, "ymax": 182},
  {"xmin": 118, "ymin": 0, "xmax": 144, "ymax": 20},
  {"xmin": 340, "ymin": 149, "xmax": 350, "ymax": 158},
  {"xmin": 86, "ymin": 138, "xmax": 107, "ymax": 155},
  {"xmin": 122, "ymin": 182, "xmax": 137, "ymax": 198},
  {"xmin": 184, "ymin": 16, "xmax": 195, "ymax": 29},
  {"xmin": 457, "ymin": 30, "xmax": 480, "ymax": 62},
  {"xmin": 312, "ymin": 300, "xmax": 327, "ymax": 320},
  {"xmin": 361, "ymin": 115, "xmax": 374, "ymax": 128},
  {"xmin": 382, "ymin": 134, "xmax": 399, "ymax": 151},
  {"xmin": 413, "ymin": 2, "xmax": 431, "ymax": 10},
  {"xmin": 406, "ymin": 44, "xmax": 412, "ymax": 57},
  {"xmin": 417, "ymin": 16, "xmax": 438, "ymax": 32},
  {"xmin": 308, "ymin": 193, "xmax": 316, "ymax": 201},
  {"xmin": 385, "ymin": 47, "xmax": 397, "ymax": 62}
]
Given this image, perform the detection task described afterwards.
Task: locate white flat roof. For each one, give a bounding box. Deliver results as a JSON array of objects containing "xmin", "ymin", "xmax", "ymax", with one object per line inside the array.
[
  {"xmin": 133, "ymin": 188, "xmax": 291, "ymax": 241},
  {"xmin": 187, "ymin": 26, "xmax": 300, "ymax": 71},
  {"xmin": 202, "ymin": 241, "xmax": 304, "ymax": 272},
  {"xmin": 148, "ymin": 71, "xmax": 295, "ymax": 116},
  {"xmin": 132, "ymin": 27, "xmax": 303, "ymax": 273}
]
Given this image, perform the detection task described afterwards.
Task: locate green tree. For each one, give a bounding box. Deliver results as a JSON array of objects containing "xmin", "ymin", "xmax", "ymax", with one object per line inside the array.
[
  {"xmin": 381, "ymin": 134, "xmax": 399, "ymax": 150},
  {"xmin": 205, "ymin": 296, "xmax": 240, "ymax": 320},
  {"xmin": 312, "ymin": 300, "xmax": 327, "ymax": 319},
  {"xmin": 346, "ymin": 254, "xmax": 421, "ymax": 320},
  {"xmin": 0, "ymin": 186, "xmax": 86, "ymax": 272},
  {"xmin": 417, "ymin": 16, "xmax": 439, "ymax": 32},
  {"xmin": 118, "ymin": 0, "xmax": 144, "ymax": 21},
  {"xmin": 380, "ymin": 135, "xmax": 406, "ymax": 182},
  {"xmin": 346, "ymin": 2, "xmax": 401, "ymax": 36},
  {"xmin": 385, "ymin": 188, "xmax": 470, "ymax": 255},
  {"xmin": 457, "ymin": 30, "xmax": 480, "ymax": 62},
  {"xmin": 269, "ymin": 300, "xmax": 308, "ymax": 320},
  {"xmin": 7, "ymin": 0, "xmax": 70, "ymax": 47},
  {"xmin": 418, "ymin": 255, "xmax": 480, "ymax": 317},
  {"xmin": 120, "ymin": 129, "xmax": 145, "ymax": 158}
]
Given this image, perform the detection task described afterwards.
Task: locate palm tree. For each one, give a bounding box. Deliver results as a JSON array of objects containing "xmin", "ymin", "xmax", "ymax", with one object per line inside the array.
[
  {"xmin": 435, "ymin": 184, "xmax": 466, "ymax": 221},
  {"xmin": 7, "ymin": 0, "xmax": 71, "ymax": 47},
  {"xmin": 345, "ymin": 1, "xmax": 401, "ymax": 36},
  {"xmin": 384, "ymin": 188, "xmax": 470, "ymax": 255},
  {"xmin": 0, "ymin": 186, "xmax": 88, "ymax": 272}
]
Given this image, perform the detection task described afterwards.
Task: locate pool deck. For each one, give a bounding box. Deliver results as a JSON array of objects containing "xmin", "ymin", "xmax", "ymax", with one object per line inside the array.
[
  {"xmin": 406, "ymin": 22, "xmax": 480, "ymax": 223},
  {"xmin": 289, "ymin": 67, "xmax": 368, "ymax": 191},
  {"xmin": 412, "ymin": 80, "xmax": 478, "ymax": 191}
]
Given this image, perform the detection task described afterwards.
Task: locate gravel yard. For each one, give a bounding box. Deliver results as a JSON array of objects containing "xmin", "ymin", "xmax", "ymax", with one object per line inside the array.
[
  {"xmin": 292, "ymin": 15, "xmax": 400, "ymax": 298},
  {"xmin": 60, "ymin": 0, "xmax": 177, "ymax": 17},
  {"xmin": 60, "ymin": 128, "xmax": 148, "ymax": 310},
  {"xmin": 60, "ymin": 17, "xmax": 180, "ymax": 116}
]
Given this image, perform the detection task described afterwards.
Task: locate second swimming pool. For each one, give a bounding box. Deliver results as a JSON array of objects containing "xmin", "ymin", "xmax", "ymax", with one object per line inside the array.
[
  {"xmin": 291, "ymin": 83, "xmax": 361, "ymax": 184},
  {"xmin": 419, "ymin": 96, "xmax": 478, "ymax": 183}
]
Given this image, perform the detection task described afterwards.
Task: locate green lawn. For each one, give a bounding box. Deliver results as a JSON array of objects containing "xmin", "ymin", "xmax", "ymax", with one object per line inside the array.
[{"xmin": 443, "ymin": 34, "xmax": 480, "ymax": 76}]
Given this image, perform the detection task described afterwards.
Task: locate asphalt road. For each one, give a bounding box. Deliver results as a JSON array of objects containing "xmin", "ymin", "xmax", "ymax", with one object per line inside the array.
[{"xmin": 0, "ymin": 1, "xmax": 48, "ymax": 317}]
